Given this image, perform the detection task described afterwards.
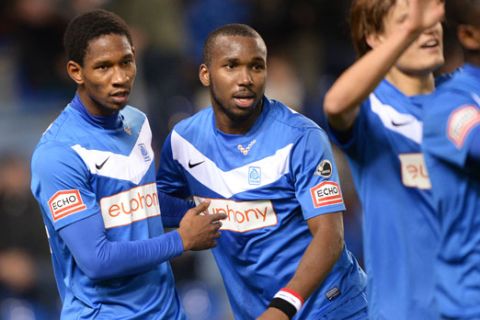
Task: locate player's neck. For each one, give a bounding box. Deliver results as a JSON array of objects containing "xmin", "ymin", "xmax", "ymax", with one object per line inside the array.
[{"xmin": 386, "ymin": 68, "xmax": 434, "ymax": 96}]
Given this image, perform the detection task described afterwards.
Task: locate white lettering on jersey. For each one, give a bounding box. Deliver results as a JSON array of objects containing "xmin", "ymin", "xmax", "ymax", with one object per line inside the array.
[
  {"xmin": 310, "ymin": 181, "xmax": 344, "ymax": 208},
  {"xmin": 48, "ymin": 189, "xmax": 86, "ymax": 221},
  {"xmin": 369, "ymin": 93, "xmax": 423, "ymax": 144},
  {"xmin": 399, "ymin": 153, "xmax": 431, "ymax": 189},
  {"xmin": 194, "ymin": 197, "xmax": 277, "ymax": 232},
  {"xmin": 171, "ymin": 130, "xmax": 292, "ymax": 198},
  {"xmin": 447, "ymin": 105, "xmax": 480, "ymax": 149},
  {"xmin": 100, "ymin": 183, "xmax": 160, "ymax": 229},
  {"xmin": 72, "ymin": 119, "xmax": 154, "ymax": 184}
]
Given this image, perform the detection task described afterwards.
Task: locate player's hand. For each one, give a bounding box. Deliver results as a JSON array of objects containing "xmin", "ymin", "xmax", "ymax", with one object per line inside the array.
[
  {"xmin": 402, "ymin": 0, "xmax": 444, "ymax": 35},
  {"xmin": 256, "ymin": 308, "xmax": 289, "ymax": 320},
  {"xmin": 177, "ymin": 201, "xmax": 226, "ymax": 251}
]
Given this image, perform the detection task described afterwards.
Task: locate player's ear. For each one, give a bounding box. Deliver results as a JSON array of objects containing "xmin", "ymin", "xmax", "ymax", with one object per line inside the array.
[
  {"xmin": 457, "ymin": 25, "xmax": 480, "ymax": 51},
  {"xmin": 67, "ymin": 60, "xmax": 84, "ymax": 85},
  {"xmin": 199, "ymin": 64, "xmax": 210, "ymax": 87},
  {"xmin": 366, "ymin": 32, "xmax": 383, "ymax": 49}
]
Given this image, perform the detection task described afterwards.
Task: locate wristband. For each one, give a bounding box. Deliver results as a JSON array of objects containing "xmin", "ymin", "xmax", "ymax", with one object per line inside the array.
[{"xmin": 268, "ymin": 288, "xmax": 304, "ymax": 319}]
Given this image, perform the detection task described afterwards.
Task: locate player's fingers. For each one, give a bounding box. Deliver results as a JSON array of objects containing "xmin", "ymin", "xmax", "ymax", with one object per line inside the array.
[
  {"xmin": 209, "ymin": 213, "xmax": 227, "ymax": 222},
  {"xmin": 189, "ymin": 201, "xmax": 210, "ymax": 215}
]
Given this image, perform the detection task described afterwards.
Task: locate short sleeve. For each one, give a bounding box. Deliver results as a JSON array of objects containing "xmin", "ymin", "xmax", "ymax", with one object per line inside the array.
[
  {"xmin": 424, "ymin": 90, "xmax": 480, "ymax": 168},
  {"xmin": 327, "ymin": 100, "xmax": 369, "ymax": 160},
  {"xmin": 31, "ymin": 143, "xmax": 99, "ymax": 230},
  {"xmin": 291, "ymin": 128, "xmax": 346, "ymax": 220}
]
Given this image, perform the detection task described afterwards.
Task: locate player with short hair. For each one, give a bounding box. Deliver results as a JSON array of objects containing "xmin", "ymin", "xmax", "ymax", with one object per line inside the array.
[
  {"xmin": 30, "ymin": 9, "xmax": 225, "ymax": 319},
  {"xmin": 323, "ymin": 0, "xmax": 444, "ymax": 318},
  {"xmin": 156, "ymin": 23, "xmax": 367, "ymax": 320},
  {"xmin": 423, "ymin": 1, "xmax": 480, "ymax": 318}
]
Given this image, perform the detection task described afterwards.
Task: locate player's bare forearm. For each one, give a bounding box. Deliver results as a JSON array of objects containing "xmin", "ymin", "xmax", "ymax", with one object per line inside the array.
[
  {"xmin": 324, "ymin": 0, "xmax": 444, "ymax": 131},
  {"xmin": 284, "ymin": 212, "xmax": 344, "ymax": 299},
  {"xmin": 324, "ymin": 28, "xmax": 420, "ymax": 130},
  {"xmin": 257, "ymin": 213, "xmax": 344, "ymax": 319}
]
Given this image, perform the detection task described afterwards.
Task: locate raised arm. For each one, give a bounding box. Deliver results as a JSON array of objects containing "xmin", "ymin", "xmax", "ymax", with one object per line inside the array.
[{"xmin": 324, "ymin": 0, "xmax": 444, "ymax": 130}]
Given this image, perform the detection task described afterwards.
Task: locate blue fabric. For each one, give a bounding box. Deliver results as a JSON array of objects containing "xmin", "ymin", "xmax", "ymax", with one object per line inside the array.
[
  {"xmin": 423, "ymin": 64, "xmax": 480, "ymax": 318},
  {"xmin": 157, "ymin": 97, "xmax": 367, "ymax": 319},
  {"xmin": 59, "ymin": 213, "xmax": 183, "ymax": 280},
  {"xmin": 158, "ymin": 191, "xmax": 194, "ymax": 227},
  {"xmin": 327, "ymin": 80, "xmax": 440, "ymax": 319},
  {"xmin": 31, "ymin": 96, "xmax": 186, "ymax": 319}
]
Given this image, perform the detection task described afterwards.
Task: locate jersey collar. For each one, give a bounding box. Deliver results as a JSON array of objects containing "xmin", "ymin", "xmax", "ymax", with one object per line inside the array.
[{"xmin": 70, "ymin": 94, "xmax": 123, "ymax": 130}]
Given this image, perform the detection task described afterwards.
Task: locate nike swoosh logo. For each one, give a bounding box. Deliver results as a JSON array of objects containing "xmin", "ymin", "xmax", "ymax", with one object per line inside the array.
[
  {"xmin": 188, "ymin": 160, "xmax": 204, "ymax": 169},
  {"xmin": 95, "ymin": 157, "xmax": 110, "ymax": 170},
  {"xmin": 391, "ymin": 120, "xmax": 413, "ymax": 127}
]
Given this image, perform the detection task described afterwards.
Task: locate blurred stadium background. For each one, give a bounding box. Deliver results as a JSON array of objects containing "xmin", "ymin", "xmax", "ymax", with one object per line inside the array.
[{"xmin": 0, "ymin": 0, "xmax": 462, "ymax": 319}]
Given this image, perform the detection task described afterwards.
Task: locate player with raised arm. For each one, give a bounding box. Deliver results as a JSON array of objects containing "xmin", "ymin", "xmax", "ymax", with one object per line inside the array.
[
  {"xmin": 423, "ymin": 1, "xmax": 480, "ymax": 318},
  {"xmin": 30, "ymin": 9, "xmax": 225, "ymax": 319},
  {"xmin": 157, "ymin": 23, "xmax": 367, "ymax": 320},
  {"xmin": 323, "ymin": 0, "xmax": 444, "ymax": 319}
]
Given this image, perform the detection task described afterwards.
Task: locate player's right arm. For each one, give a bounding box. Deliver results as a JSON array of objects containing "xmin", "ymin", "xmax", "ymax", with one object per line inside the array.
[
  {"xmin": 31, "ymin": 144, "xmax": 224, "ymax": 281},
  {"xmin": 323, "ymin": 0, "xmax": 444, "ymax": 131}
]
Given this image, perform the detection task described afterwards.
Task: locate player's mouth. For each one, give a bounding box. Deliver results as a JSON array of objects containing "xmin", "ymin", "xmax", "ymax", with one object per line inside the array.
[
  {"xmin": 110, "ymin": 90, "xmax": 130, "ymax": 104},
  {"xmin": 233, "ymin": 92, "xmax": 256, "ymax": 108},
  {"xmin": 420, "ymin": 38, "xmax": 440, "ymax": 50}
]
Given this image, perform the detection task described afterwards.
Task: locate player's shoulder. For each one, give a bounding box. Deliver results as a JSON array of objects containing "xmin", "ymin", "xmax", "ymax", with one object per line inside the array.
[
  {"xmin": 172, "ymin": 106, "xmax": 213, "ymax": 135},
  {"xmin": 267, "ymin": 98, "xmax": 319, "ymax": 132},
  {"xmin": 120, "ymin": 105, "xmax": 147, "ymax": 122},
  {"xmin": 31, "ymin": 138, "xmax": 80, "ymax": 175}
]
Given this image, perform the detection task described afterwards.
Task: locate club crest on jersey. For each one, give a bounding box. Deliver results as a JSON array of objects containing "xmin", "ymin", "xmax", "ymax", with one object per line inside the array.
[
  {"xmin": 315, "ymin": 160, "xmax": 332, "ymax": 178},
  {"xmin": 48, "ymin": 189, "xmax": 86, "ymax": 221},
  {"xmin": 238, "ymin": 139, "xmax": 256, "ymax": 156},
  {"xmin": 447, "ymin": 105, "xmax": 480, "ymax": 148},
  {"xmin": 248, "ymin": 166, "xmax": 261, "ymax": 185},
  {"xmin": 310, "ymin": 181, "xmax": 343, "ymax": 208},
  {"xmin": 138, "ymin": 143, "xmax": 151, "ymax": 162}
]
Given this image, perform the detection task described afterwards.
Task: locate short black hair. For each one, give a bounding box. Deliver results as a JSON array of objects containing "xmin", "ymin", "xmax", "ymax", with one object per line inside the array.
[
  {"xmin": 202, "ymin": 23, "xmax": 264, "ymax": 66},
  {"xmin": 63, "ymin": 9, "xmax": 132, "ymax": 65}
]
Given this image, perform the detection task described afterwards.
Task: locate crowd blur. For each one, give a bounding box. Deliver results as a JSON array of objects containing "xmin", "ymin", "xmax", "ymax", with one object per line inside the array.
[{"xmin": 0, "ymin": 0, "xmax": 462, "ymax": 319}]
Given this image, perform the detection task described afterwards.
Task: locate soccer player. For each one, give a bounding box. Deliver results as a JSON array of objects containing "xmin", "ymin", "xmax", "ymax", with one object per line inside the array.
[
  {"xmin": 156, "ymin": 24, "xmax": 367, "ymax": 320},
  {"xmin": 322, "ymin": 0, "xmax": 444, "ymax": 319},
  {"xmin": 423, "ymin": 1, "xmax": 480, "ymax": 318},
  {"xmin": 30, "ymin": 9, "xmax": 225, "ymax": 319}
]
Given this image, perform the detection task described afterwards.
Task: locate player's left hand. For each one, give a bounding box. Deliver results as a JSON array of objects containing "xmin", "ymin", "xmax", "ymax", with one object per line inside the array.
[{"xmin": 256, "ymin": 307, "xmax": 289, "ymax": 320}]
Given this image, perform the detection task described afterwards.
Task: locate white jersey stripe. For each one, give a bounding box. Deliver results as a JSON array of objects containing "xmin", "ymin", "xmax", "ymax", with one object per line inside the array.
[
  {"xmin": 171, "ymin": 130, "xmax": 293, "ymax": 198},
  {"xmin": 72, "ymin": 119, "xmax": 154, "ymax": 184},
  {"xmin": 369, "ymin": 93, "xmax": 423, "ymax": 144}
]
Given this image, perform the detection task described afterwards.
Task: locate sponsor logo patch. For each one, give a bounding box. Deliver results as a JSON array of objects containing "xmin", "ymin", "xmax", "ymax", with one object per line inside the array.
[
  {"xmin": 315, "ymin": 160, "xmax": 332, "ymax": 178},
  {"xmin": 100, "ymin": 183, "xmax": 160, "ymax": 229},
  {"xmin": 310, "ymin": 181, "xmax": 343, "ymax": 208},
  {"xmin": 447, "ymin": 105, "xmax": 480, "ymax": 148},
  {"xmin": 399, "ymin": 153, "xmax": 431, "ymax": 189},
  {"xmin": 194, "ymin": 197, "xmax": 277, "ymax": 232},
  {"xmin": 48, "ymin": 189, "xmax": 86, "ymax": 221}
]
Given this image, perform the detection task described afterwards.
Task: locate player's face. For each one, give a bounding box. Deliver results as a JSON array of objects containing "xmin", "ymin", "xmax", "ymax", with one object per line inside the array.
[
  {"xmin": 200, "ymin": 35, "xmax": 267, "ymax": 133},
  {"xmin": 383, "ymin": 0, "xmax": 444, "ymax": 76},
  {"xmin": 72, "ymin": 34, "xmax": 136, "ymax": 116}
]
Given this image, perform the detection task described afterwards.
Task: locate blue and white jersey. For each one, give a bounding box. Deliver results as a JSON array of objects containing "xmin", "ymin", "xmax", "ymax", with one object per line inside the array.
[
  {"xmin": 157, "ymin": 98, "xmax": 367, "ymax": 320},
  {"xmin": 328, "ymin": 80, "xmax": 440, "ymax": 320},
  {"xmin": 31, "ymin": 96, "xmax": 185, "ymax": 319},
  {"xmin": 423, "ymin": 64, "xmax": 480, "ymax": 319}
]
